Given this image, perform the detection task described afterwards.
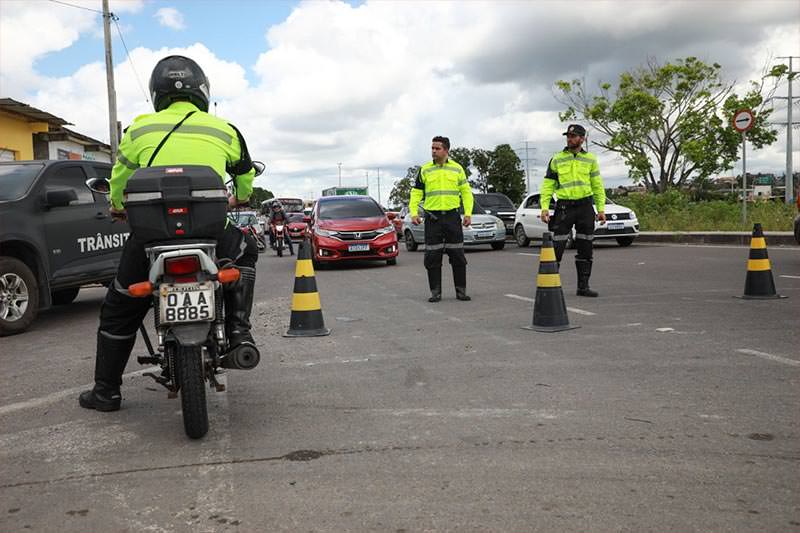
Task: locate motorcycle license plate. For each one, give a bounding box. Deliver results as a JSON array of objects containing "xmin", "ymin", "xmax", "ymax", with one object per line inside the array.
[
  {"xmin": 348, "ymin": 243, "xmax": 370, "ymax": 252},
  {"xmin": 607, "ymin": 222, "xmax": 624, "ymax": 230},
  {"xmin": 159, "ymin": 282, "xmax": 215, "ymax": 324}
]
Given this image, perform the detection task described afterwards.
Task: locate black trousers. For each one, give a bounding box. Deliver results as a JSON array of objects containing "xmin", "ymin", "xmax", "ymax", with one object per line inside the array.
[
  {"xmin": 423, "ymin": 210, "xmax": 467, "ymax": 270},
  {"xmin": 98, "ymin": 223, "xmax": 258, "ymax": 338},
  {"xmin": 548, "ymin": 198, "xmax": 595, "ymax": 263}
]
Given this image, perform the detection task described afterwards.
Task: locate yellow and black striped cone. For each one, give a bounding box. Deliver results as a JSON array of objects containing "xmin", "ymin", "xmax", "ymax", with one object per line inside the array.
[
  {"xmin": 735, "ymin": 223, "xmax": 787, "ymax": 300},
  {"xmin": 284, "ymin": 238, "xmax": 331, "ymax": 337},
  {"xmin": 523, "ymin": 232, "xmax": 579, "ymax": 332}
]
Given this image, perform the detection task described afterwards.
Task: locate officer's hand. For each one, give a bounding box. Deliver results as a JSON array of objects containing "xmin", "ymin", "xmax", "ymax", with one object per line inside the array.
[
  {"xmin": 109, "ymin": 206, "xmax": 127, "ymax": 222},
  {"xmin": 411, "ymin": 215, "xmax": 422, "ymax": 225},
  {"xmin": 596, "ymin": 211, "xmax": 606, "ymax": 224},
  {"xmin": 540, "ymin": 210, "xmax": 550, "ymax": 224},
  {"xmin": 463, "ymin": 215, "xmax": 472, "ymax": 227}
]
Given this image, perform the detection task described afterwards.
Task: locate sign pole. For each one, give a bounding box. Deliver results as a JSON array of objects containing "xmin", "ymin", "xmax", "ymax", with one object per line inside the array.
[{"xmin": 742, "ymin": 130, "xmax": 747, "ymax": 225}]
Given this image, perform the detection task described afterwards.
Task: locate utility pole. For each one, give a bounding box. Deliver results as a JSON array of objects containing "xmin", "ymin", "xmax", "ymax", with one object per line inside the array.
[
  {"xmin": 102, "ymin": 0, "xmax": 119, "ymax": 161},
  {"xmin": 377, "ymin": 168, "xmax": 381, "ymax": 206},
  {"xmin": 776, "ymin": 56, "xmax": 798, "ymax": 203},
  {"xmin": 517, "ymin": 141, "xmax": 535, "ymax": 194},
  {"xmin": 337, "ymin": 162, "xmax": 342, "ymax": 187}
]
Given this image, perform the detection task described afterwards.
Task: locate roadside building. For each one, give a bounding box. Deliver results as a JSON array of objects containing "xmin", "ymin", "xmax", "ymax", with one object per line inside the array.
[{"xmin": 0, "ymin": 98, "xmax": 110, "ymax": 162}]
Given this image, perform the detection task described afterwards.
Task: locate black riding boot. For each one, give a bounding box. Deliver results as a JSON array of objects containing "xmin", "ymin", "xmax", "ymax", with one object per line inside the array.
[
  {"xmin": 576, "ymin": 258, "xmax": 598, "ymax": 297},
  {"xmin": 453, "ymin": 265, "xmax": 470, "ymax": 301},
  {"xmin": 79, "ymin": 332, "xmax": 136, "ymax": 412},
  {"xmin": 224, "ymin": 266, "xmax": 257, "ymax": 349},
  {"xmin": 427, "ymin": 267, "xmax": 442, "ymax": 302}
]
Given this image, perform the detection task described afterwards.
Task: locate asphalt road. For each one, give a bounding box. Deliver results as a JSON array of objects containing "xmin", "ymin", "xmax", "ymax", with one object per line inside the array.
[{"xmin": 1, "ymin": 240, "xmax": 799, "ymax": 532}]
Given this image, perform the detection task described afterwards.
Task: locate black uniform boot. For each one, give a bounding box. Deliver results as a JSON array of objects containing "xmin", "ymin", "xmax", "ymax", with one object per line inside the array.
[
  {"xmin": 575, "ymin": 259, "xmax": 598, "ymax": 297},
  {"xmin": 453, "ymin": 265, "xmax": 470, "ymax": 301},
  {"xmin": 224, "ymin": 266, "xmax": 258, "ymax": 349},
  {"xmin": 79, "ymin": 332, "xmax": 136, "ymax": 412},
  {"xmin": 427, "ymin": 267, "xmax": 442, "ymax": 302}
]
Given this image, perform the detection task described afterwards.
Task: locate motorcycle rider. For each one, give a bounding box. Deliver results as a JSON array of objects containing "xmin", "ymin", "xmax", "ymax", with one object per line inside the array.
[
  {"xmin": 267, "ymin": 201, "xmax": 294, "ymax": 255},
  {"xmin": 80, "ymin": 55, "xmax": 260, "ymax": 412}
]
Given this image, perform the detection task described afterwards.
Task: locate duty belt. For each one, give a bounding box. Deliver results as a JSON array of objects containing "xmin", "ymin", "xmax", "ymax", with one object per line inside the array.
[
  {"xmin": 555, "ymin": 196, "xmax": 592, "ymax": 207},
  {"xmin": 425, "ymin": 209, "xmax": 458, "ymax": 215}
]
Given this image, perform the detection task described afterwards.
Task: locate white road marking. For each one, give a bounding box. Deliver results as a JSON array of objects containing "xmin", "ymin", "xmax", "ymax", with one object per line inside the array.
[
  {"xmin": 736, "ymin": 349, "xmax": 800, "ymax": 367},
  {"xmin": 517, "ymin": 253, "xmax": 539, "ymax": 256},
  {"xmin": 656, "ymin": 327, "xmax": 675, "ymax": 332},
  {"xmin": 504, "ymin": 294, "xmax": 596, "ymax": 315},
  {"xmin": 780, "ymin": 275, "xmax": 800, "ymax": 279},
  {"xmin": 0, "ymin": 367, "xmax": 159, "ymax": 416}
]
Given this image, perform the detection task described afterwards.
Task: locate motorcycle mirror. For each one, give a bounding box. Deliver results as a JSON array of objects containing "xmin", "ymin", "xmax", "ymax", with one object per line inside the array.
[
  {"xmin": 86, "ymin": 177, "xmax": 110, "ymax": 194},
  {"xmin": 252, "ymin": 161, "xmax": 266, "ymax": 177}
]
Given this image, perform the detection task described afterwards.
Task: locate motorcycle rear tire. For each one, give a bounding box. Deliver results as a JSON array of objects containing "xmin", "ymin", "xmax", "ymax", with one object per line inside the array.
[
  {"xmin": 177, "ymin": 345, "xmax": 209, "ymax": 439},
  {"xmin": 277, "ymin": 238, "xmax": 283, "ymax": 257}
]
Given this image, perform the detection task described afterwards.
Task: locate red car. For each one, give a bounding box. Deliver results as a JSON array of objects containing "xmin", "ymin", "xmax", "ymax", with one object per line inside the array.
[
  {"xmin": 310, "ymin": 195, "xmax": 399, "ymax": 266},
  {"xmin": 285, "ymin": 212, "xmax": 308, "ymax": 241}
]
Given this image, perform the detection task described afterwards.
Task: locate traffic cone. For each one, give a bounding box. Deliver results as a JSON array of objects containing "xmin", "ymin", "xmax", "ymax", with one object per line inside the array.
[
  {"xmin": 735, "ymin": 223, "xmax": 787, "ymax": 299},
  {"xmin": 283, "ymin": 239, "xmax": 331, "ymax": 337},
  {"xmin": 523, "ymin": 232, "xmax": 579, "ymax": 332}
]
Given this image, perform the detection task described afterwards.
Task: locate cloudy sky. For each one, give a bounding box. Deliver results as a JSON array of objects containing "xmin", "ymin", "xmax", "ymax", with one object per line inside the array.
[{"xmin": 1, "ymin": 0, "xmax": 798, "ymax": 204}]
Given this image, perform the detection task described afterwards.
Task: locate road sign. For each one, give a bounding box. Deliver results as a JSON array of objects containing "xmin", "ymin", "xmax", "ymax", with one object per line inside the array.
[{"xmin": 732, "ymin": 109, "xmax": 755, "ymax": 132}]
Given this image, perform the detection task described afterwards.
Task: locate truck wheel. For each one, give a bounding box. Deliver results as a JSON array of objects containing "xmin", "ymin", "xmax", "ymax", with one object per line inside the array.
[
  {"xmin": 177, "ymin": 345, "xmax": 209, "ymax": 439},
  {"xmin": 51, "ymin": 287, "xmax": 80, "ymax": 305},
  {"xmin": 0, "ymin": 257, "xmax": 39, "ymax": 336}
]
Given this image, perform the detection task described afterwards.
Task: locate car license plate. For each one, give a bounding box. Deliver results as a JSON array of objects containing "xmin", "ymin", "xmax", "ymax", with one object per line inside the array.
[
  {"xmin": 477, "ymin": 231, "xmax": 494, "ymax": 239},
  {"xmin": 607, "ymin": 222, "xmax": 624, "ymax": 230},
  {"xmin": 348, "ymin": 243, "xmax": 370, "ymax": 252},
  {"xmin": 159, "ymin": 282, "xmax": 214, "ymax": 323}
]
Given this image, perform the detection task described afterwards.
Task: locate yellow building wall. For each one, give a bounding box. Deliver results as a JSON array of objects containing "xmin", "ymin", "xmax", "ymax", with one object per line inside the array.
[{"xmin": 0, "ymin": 112, "xmax": 49, "ymax": 160}]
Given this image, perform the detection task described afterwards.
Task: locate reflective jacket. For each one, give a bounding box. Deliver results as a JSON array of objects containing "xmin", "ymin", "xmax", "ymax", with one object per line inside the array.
[
  {"xmin": 109, "ymin": 101, "xmax": 255, "ymax": 210},
  {"xmin": 408, "ymin": 159, "xmax": 473, "ymax": 217},
  {"xmin": 540, "ymin": 148, "xmax": 605, "ymax": 211}
]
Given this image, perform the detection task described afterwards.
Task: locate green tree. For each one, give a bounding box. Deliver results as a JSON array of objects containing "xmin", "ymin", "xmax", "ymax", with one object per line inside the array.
[
  {"xmin": 468, "ymin": 148, "xmax": 492, "ymax": 192},
  {"xmin": 248, "ymin": 186, "xmax": 273, "ymax": 208},
  {"xmin": 555, "ymin": 57, "xmax": 786, "ymax": 192},
  {"xmin": 449, "ymin": 147, "xmax": 473, "ymax": 182},
  {"xmin": 487, "ymin": 144, "xmax": 526, "ymax": 204},
  {"xmin": 389, "ymin": 166, "xmax": 419, "ymax": 208}
]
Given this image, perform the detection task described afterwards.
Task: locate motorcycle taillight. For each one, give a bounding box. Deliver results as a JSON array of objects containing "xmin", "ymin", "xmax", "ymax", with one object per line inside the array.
[{"xmin": 164, "ymin": 255, "xmax": 201, "ymax": 276}]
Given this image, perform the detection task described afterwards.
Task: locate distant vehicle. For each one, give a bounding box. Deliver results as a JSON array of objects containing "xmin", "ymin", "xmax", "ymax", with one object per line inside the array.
[
  {"xmin": 275, "ymin": 197, "xmax": 304, "ymax": 213},
  {"xmin": 321, "ymin": 186, "xmax": 368, "ymax": 197},
  {"xmin": 308, "ymin": 195, "xmax": 399, "ymax": 267},
  {"xmin": 794, "ymin": 190, "xmax": 800, "ymax": 245},
  {"xmin": 285, "ymin": 212, "xmax": 308, "ymax": 241},
  {"xmin": 473, "ymin": 192, "xmax": 517, "ymax": 235},
  {"xmin": 230, "ymin": 210, "xmax": 266, "ymax": 252},
  {"xmin": 0, "ymin": 160, "xmax": 130, "ymax": 336},
  {"xmin": 513, "ymin": 192, "xmax": 639, "ymax": 247},
  {"xmin": 401, "ymin": 200, "xmax": 506, "ymax": 252}
]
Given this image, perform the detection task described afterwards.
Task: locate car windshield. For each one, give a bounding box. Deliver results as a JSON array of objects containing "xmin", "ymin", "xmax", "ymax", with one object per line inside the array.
[
  {"xmin": 319, "ymin": 198, "xmax": 383, "ymax": 219},
  {"xmin": 233, "ymin": 213, "xmax": 258, "ymax": 226},
  {"xmin": 0, "ymin": 164, "xmax": 44, "ymax": 201},
  {"xmin": 287, "ymin": 213, "xmax": 305, "ymax": 222},
  {"xmin": 474, "ymin": 194, "xmax": 514, "ymax": 210},
  {"xmin": 470, "ymin": 200, "xmax": 486, "ymax": 215}
]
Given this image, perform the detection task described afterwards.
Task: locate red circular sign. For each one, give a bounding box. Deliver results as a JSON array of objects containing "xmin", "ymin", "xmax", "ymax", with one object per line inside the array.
[{"xmin": 732, "ymin": 109, "xmax": 755, "ymax": 132}]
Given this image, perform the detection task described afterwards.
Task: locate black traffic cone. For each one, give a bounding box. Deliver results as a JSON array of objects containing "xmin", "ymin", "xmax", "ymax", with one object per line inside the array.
[
  {"xmin": 523, "ymin": 232, "xmax": 579, "ymax": 332},
  {"xmin": 284, "ymin": 239, "xmax": 331, "ymax": 337},
  {"xmin": 735, "ymin": 223, "xmax": 787, "ymax": 300}
]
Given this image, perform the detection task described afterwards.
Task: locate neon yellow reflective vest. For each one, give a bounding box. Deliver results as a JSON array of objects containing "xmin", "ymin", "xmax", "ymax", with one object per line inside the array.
[
  {"xmin": 408, "ymin": 159, "xmax": 473, "ymax": 217},
  {"xmin": 109, "ymin": 101, "xmax": 255, "ymax": 210},
  {"xmin": 540, "ymin": 148, "xmax": 605, "ymax": 212}
]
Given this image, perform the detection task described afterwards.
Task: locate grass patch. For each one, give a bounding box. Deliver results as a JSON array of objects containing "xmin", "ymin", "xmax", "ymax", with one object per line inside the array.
[{"xmin": 612, "ymin": 190, "xmax": 795, "ymax": 231}]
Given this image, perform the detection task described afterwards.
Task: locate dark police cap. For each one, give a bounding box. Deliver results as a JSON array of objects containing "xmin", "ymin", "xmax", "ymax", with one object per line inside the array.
[{"xmin": 563, "ymin": 124, "xmax": 587, "ymax": 137}]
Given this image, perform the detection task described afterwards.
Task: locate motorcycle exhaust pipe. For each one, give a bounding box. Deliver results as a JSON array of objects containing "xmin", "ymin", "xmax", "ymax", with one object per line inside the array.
[{"xmin": 220, "ymin": 344, "xmax": 260, "ymax": 370}]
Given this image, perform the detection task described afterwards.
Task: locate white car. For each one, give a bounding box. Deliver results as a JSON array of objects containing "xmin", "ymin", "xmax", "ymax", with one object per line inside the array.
[
  {"xmin": 402, "ymin": 202, "xmax": 506, "ymax": 252},
  {"xmin": 513, "ymin": 192, "xmax": 639, "ymax": 247}
]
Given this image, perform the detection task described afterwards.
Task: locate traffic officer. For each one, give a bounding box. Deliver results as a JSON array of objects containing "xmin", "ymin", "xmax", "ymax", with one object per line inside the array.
[
  {"xmin": 409, "ymin": 136, "xmax": 474, "ymax": 302},
  {"xmin": 540, "ymin": 124, "xmax": 606, "ymax": 297},
  {"xmin": 80, "ymin": 55, "xmax": 259, "ymax": 412}
]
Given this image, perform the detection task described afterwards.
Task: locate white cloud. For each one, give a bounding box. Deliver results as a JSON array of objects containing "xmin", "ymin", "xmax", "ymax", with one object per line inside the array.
[
  {"xmin": 154, "ymin": 7, "xmax": 185, "ymax": 31},
  {"xmin": 3, "ymin": 0, "xmax": 798, "ymax": 203}
]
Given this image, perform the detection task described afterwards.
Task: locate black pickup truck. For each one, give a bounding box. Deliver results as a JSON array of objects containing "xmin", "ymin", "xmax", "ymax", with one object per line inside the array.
[{"xmin": 0, "ymin": 160, "xmax": 129, "ymax": 336}]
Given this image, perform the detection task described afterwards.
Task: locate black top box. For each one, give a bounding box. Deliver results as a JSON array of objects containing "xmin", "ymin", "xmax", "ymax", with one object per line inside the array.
[{"xmin": 124, "ymin": 165, "xmax": 229, "ymax": 243}]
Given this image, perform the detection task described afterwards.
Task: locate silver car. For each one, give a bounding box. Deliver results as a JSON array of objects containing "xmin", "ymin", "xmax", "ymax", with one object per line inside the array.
[
  {"xmin": 402, "ymin": 202, "xmax": 507, "ymax": 251},
  {"xmin": 513, "ymin": 192, "xmax": 639, "ymax": 247}
]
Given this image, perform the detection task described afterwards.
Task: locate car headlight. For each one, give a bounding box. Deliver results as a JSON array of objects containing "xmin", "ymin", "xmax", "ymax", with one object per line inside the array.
[
  {"xmin": 496, "ymin": 219, "xmax": 505, "ymax": 230},
  {"xmin": 629, "ymin": 211, "xmax": 637, "ymax": 219},
  {"xmin": 377, "ymin": 224, "xmax": 395, "ymax": 235},
  {"xmin": 316, "ymin": 228, "xmax": 339, "ymax": 237}
]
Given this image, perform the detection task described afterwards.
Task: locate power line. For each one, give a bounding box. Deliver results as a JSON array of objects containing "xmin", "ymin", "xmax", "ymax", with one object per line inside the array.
[
  {"xmin": 47, "ymin": 0, "xmax": 103, "ymax": 14},
  {"xmin": 111, "ymin": 15, "xmax": 149, "ymax": 104}
]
